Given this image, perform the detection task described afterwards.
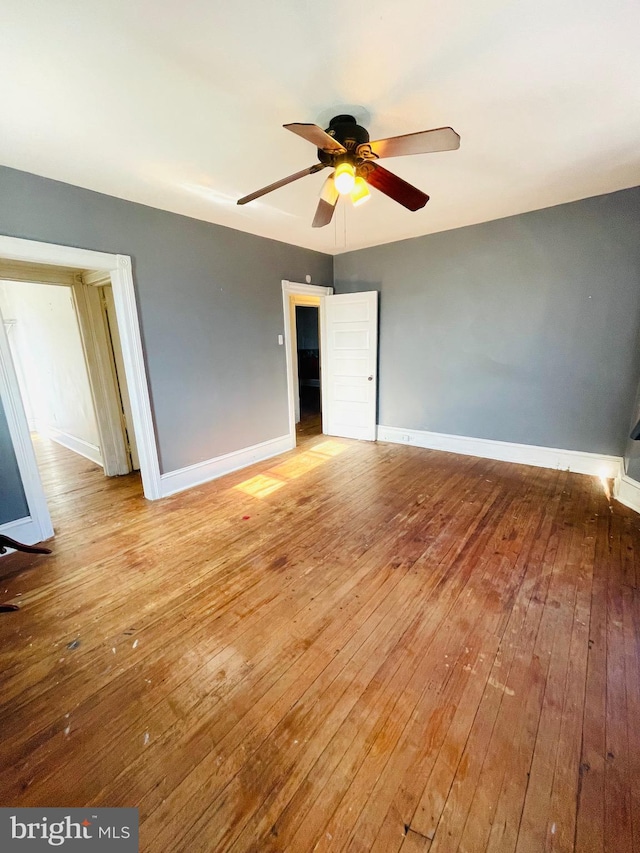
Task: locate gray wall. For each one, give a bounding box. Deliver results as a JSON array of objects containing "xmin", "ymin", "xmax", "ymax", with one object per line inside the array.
[
  {"xmin": 0, "ymin": 166, "xmax": 332, "ymax": 523},
  {"xmin": 334, "ymin": 187, "xmax": 640, "ymax": 457},
  {"xmin": 0, "ymin": 397, "xmax": 28, "ymax": 524}
]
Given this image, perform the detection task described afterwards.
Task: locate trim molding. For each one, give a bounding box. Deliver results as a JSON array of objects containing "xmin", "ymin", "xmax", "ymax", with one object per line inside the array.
[
  {"xmin": 160, "ymin": 434, "xmax": 291, "ymax": 498},
  {"xmin": 44, "ymin": 427, "xmax": 103, "ymax": 467},
  {"xmin": 110, "ymin": 255, "xmax": 162, "ymax": 499},
  {"xmin": 614, "ymin": 474, "xmax": 640, "ymax": 514},
  {"xmin": 0, "ymin": 239, "xmax": 117, "ymax": 270},
  {"xmin": 0, "ymin": 516, "xmax": 45, "ymax": 555},
  {"xmin": 0, "ymin": 259, "xmax": 78, "ymax": 286},
  {"xmin": 377, "ymin": 425, "xmax": 623, "ymax": 479}
]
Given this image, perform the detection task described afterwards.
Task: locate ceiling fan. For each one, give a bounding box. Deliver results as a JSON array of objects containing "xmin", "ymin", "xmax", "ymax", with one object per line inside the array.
[{"xmin": 237, "ymin": 114, "xmax": 460, "ymax": 228}]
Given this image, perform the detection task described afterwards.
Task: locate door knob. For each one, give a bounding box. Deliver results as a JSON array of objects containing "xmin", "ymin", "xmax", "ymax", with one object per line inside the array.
[{"xmin": 368, "ymin": 375, "xmax": 373, "ymax": 381}]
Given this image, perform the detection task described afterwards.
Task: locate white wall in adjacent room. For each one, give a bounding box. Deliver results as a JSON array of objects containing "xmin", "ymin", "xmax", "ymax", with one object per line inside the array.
[{"xmin": 0, "ymin": 279, "xmax": 102, "ymax": 465}]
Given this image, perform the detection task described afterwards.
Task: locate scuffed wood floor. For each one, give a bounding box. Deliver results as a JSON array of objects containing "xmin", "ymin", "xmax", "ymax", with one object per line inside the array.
[{"xmin": 0, "ymin": 431, "xmax": 638, "ymax": 852}]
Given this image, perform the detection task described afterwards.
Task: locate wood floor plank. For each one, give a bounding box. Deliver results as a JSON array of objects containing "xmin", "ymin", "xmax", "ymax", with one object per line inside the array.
[
  {"xmin": 603, "ymin": 510, "xmax": 634, "ymax": 853},
  {"xmin": 543, "ymin": 508, "xmax": 596, "ymax": 853},
  {"xmin": 0, "ymin": 430, "xmax": 638, "ymax": 853},
  {"xmin": 574, "ymin": 509, "xmax": 610, "ymax": 853},
  {"xmin": 622, "ymin": 583, "xmax": 640, "ymax": 851}
]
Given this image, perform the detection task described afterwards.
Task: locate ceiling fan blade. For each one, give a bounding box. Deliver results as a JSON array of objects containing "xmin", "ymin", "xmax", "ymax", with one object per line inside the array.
[
  {"xmin": 312, "ymin": 198, "xmax": 339, "ymax": 228},
  {"xmin": 363, "ymin": 163, "xmax": 429, "ymax": 211},
  {"xmin": 360, "ymin": 127, "xmax": 460, "ymax": 159},
  {"xmin": 312, "ymin": 176, "xmax": 339, "ymax": 228},
  {"xmin": 237, "ymin": 163, "xmax": 326, "ymax": 205},
  {"xmin": 284, "ymin": 123, "xmax": 347, "ymax": 154}
]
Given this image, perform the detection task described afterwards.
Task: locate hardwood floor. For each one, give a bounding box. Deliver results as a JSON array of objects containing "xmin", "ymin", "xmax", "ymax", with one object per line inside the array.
[
  {"xmin": 296, "ymin": 411, "xmax": 322, "ymax": 440},
  {"xmin": 0, "ymin": 434, "xmax": 638, "ymax": 852}
]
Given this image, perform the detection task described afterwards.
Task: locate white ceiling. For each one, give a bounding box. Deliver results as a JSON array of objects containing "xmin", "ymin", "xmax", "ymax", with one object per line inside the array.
[{"xmin": 2, "ymin": 0, "xmax": 640, "ymax": 255}]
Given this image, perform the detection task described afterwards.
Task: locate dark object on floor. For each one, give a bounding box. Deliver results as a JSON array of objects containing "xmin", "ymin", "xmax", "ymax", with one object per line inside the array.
[
  {"xmin": 631, "ymin": 418, "xmax": 640, "ymax": 440},
  {"xmin": 0, "ymin": 535, "xmax": 51, "ymax": 613},
  {"xmin": 0, "ymin": 535, "xmax": 52, "ymax": 555}
]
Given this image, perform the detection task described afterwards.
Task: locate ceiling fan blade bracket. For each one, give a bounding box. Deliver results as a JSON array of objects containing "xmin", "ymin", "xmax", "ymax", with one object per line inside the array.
[
  {"xmin": 355, "ymin": 143, "xmax": 379, "ymax": 161},
  {"xmin": 356, "ymin": 161, "xmax": 377, "ymax": 180}
]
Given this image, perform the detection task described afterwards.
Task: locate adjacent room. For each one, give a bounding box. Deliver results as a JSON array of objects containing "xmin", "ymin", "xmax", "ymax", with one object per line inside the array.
[{"xmin": 0, "ymin": 1, "xmax": 639, "ymax": 851}]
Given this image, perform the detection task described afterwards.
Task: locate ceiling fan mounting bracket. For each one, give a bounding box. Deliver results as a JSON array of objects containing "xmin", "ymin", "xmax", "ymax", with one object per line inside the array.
[{"xmin": 318, "ymin": 114, "xmax": 370, "ymax": 164}]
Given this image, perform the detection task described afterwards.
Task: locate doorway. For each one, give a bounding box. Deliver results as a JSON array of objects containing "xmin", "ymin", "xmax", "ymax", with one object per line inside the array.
[
  {"xmin": 0, "ymin": 236, "xmax": 161, "ymax": 547},
  {"xmin": 1, "ymin": 277, "xmax": 106, "ymax": 469},
  {"xmin": 295, "ymin": 304, "xmax": 321, "ymax": 437},
  {"xmin": 281, "ymin": 280, "xmax": 380, "ymax": 449},
  {"xmin": 282, "ymin": 281, "xmax": 333, "ymax": 448},
  {"xmin": 0, "ymin": 264, "xmax": 141, "ymax": 539}
]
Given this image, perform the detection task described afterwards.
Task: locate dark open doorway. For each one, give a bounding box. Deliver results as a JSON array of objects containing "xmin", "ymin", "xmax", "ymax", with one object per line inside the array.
[{"xmin": 295, "ymin": 304, "xmax": 321, "ymax": 436}]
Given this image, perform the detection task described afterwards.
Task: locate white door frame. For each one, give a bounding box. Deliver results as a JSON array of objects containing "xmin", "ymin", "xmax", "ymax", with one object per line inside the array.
[
  {"xmin": 0, "ymin": 236, "xmax": 162, "ymax": 544},
  {"xmin": 72, "ymin": 274, "xmax": 132, "ymax": 475},
  {"xmin": 281, "ymin": 280, "xmax": 332, "ymax": 448}
]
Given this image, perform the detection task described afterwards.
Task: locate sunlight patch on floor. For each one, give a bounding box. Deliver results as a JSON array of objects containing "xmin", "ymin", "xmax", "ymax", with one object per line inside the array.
[
  {"xmin": 233, "ymin": 473, "xmax": 286, "ymax": 499},
  {"xmin": 233, "ymin": 439, "xmax": 350, "ymax": 499},
  {"xmin": 309, "ymin": 440, "xmax": 349, "ymax": 458}
]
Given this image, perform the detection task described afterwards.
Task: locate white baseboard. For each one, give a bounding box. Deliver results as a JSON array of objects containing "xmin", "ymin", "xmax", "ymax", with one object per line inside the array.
[
  {"xmin": 614, "ymin": 474, "xmax": 640, "ymax": 514},
  {"xmin": 376, "ymin": 425, "xmax": 622, "ymax": 479},
  {"xmin": 160, "ymin": 434, "xmax": 292, "ymax": 498},
  {"xmin": 0, "ymin": 516, "xmax": 46, "ymax": 556},
  {"xmin": 43, "ymin": 427, "xmax": 103, "ymax": 467}
]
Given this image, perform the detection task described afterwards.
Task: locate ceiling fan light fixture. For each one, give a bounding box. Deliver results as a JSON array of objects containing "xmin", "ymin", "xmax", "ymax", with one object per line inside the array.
[
  {"xmin": 334, "ymin": 162, "xmax": 356, "ymax": 195},
  {"xmin": 350, "ymin": 176, "xmax": 370, "ymax": 207}
]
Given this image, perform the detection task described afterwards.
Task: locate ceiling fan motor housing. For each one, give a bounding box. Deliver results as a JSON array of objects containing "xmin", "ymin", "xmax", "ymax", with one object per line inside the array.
[{"xmin": 318, "ymin": 115, "xmax": 370, "ymax": 164}]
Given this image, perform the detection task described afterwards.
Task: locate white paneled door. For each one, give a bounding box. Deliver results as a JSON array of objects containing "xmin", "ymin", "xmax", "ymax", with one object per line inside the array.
[{"xmin": 322, "ymin": 291, "xmax": 378, "ymax": 441}]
